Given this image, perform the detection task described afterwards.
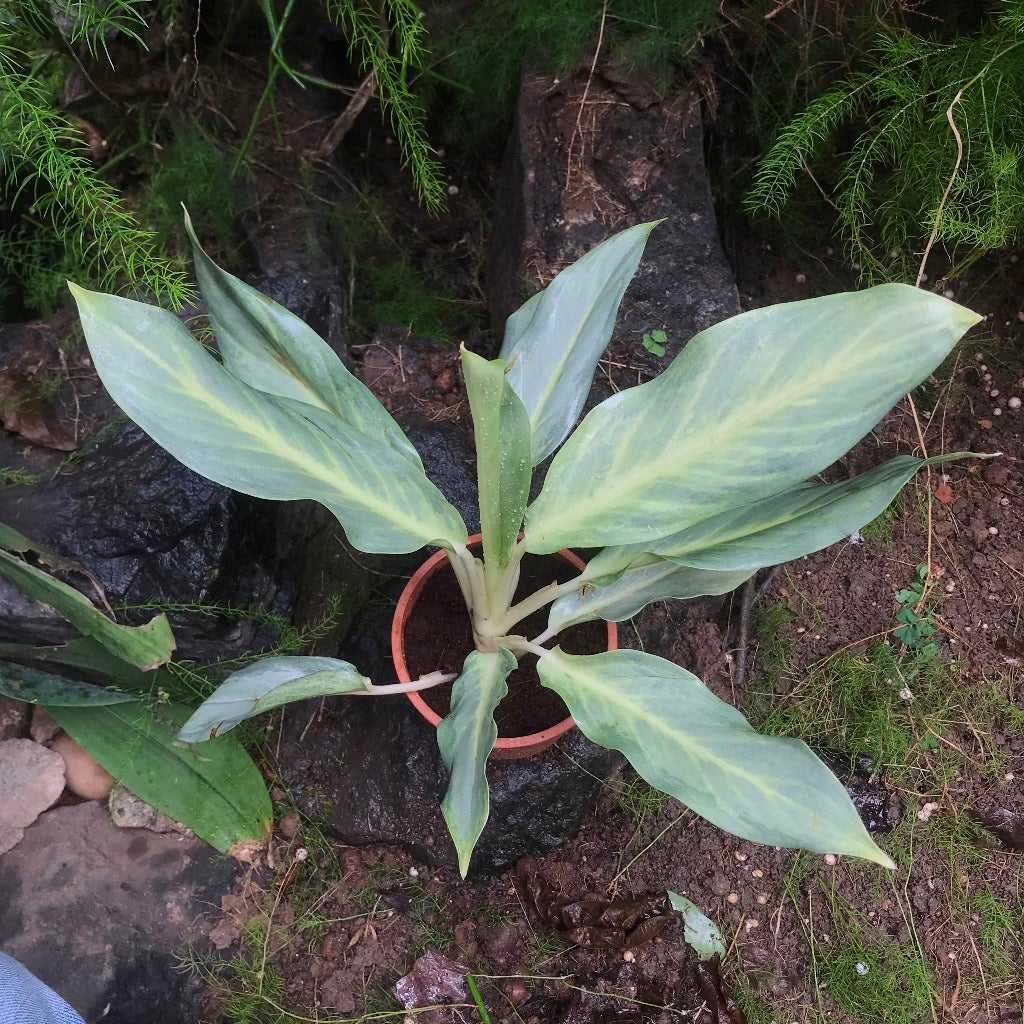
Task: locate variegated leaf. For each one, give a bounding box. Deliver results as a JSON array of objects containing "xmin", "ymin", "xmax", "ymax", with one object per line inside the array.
[
  {"xmin": 548, "ymin": 559, "xmax": 753, "ymax": 633},
  {"xmin": 592, "ymin": 454, "xmax": 968, "ymax": 577},
  {"xmin": 461, "ymin": 348, "xmax": 531, "ymax": 588},
  {"xmin": 537, "ymin": 648, "xmax": 893, "ymax": 866},
  {"xmin": 500, "ymin": 222, "xmax": 657, "ymax": 464},
  {"xmin": 71, "ymin": 285, "xmax": 468, "ymax": 555},
  {"xmin": 184, "ymin": 211, "xmax": 422, "ymax": 466},
  {"xmin": 438, "ymin": 649, "xmax": 515, "ymax": 877},
  {"xmin": 177, "ymin": 657, "xmax": 369, "ymax": 742},
  {"xmin": 525, "ymin": 285, "xmax": 979, "ymax": 552}
]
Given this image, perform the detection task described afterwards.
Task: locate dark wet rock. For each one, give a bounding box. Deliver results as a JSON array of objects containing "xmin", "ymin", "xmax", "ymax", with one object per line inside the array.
[
  {"xmin": 0, "ymin": 800, "xmax": 241, "ymax": 1024},
  {"xmin": 819, "ymin": 752, "xmax": 902, "ymax": 832},
  {"xmin": 488, "ymin": 64, "xmax": 740, "ymax": 404},
  {"xmin": 273, "ymin": 621, "xmax": 621, "ymax": 878},
  {"xmin": 0, "ymin": 423, "xmax": 283, "ymax": 660},
  {"xmin": 406, "ymin": 422, "xmax": 480, "ymax": 536}
]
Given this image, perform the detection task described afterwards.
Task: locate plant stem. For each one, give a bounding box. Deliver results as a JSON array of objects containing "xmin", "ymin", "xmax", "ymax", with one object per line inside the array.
[
  {"xmin": 496, "ymin": 576, "xmax": 585, "ymax": 633},
  {"xmin": 364, "ymin": 670, "xmax": 455, "ymax": 695}
]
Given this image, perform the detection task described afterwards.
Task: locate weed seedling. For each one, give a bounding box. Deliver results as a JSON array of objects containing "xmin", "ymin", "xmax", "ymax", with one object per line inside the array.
[
  {"xmin": 893, "ymin": 564, "xmax": 938, "ymax": 659},
  {"xmin": 641, "ymin": 328, "xmax": 667, "ymax": 356}
]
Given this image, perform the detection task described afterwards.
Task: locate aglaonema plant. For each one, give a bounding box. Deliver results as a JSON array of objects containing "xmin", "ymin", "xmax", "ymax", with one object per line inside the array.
[{"xmin": 70, "ymin": 214, "xmax": 980, "ymax": 875}]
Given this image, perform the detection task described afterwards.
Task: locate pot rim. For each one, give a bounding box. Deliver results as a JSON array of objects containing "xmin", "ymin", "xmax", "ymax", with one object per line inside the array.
[{"xmin": 391, "ymin": 534, "xmax": 617, "ymax": 757}]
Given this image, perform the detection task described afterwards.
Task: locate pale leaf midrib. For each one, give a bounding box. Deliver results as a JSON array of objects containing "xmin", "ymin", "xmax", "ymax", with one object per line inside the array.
[
  {"xmin": 536, "ymin": 315, "xmax": 931, "ymax": 539},
  {"xmin": 112, "ymin": 328, "xmax": 439, "ymax": 539}
]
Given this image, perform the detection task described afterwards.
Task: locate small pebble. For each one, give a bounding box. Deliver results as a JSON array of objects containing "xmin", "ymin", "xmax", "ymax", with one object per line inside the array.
[
  {"xmin": 1000, "ymin": 497, "xmax": 1010, "ymax": 506},
  {"xmin": 745, "ymin": 919, "xmax": 760, "ymax": 931},
  {"xmin": 447, "ymin": 184, "xmax": 459, "ymax": 196},
  {"xmin": 823, "ymin": 853, "xmax": 837, "ymax": 866},
  {"xmin": 1005, "ymin": 772, "xmax": 1015, "ymax": 781},
  {"xmin": 1009, "ymin": 396, "xmax": 1021, "ymax": 409},
  {"xmin": 942, "ymin": 289, "xmax": 954, "ymax": 299},
  {"xmin": 756, "ymin": 894, "xmax": 768, "ymax": 905},
  {"xmin": 623, "ymin": 950, "xmax": 635, "ymax": 962},
  {"xmin": 734, "ymin": 851, "xmax": 748, "ymax": 862},
  {"xmin": 993, "ymin": 408, "xmax": 1002, "ymax": 416},
  {"xmin": 795, "ymin": 273, "xmax": 807, "ymax": 284},
  {"xmin": 989, "ymin": 526, "xmax": 999, "ymax": 535},
  {"xmin": 856, "ymin": 962, "xmax": 870, "ymax": 976},
  {"xmin": 751, "ymin": 869, "xmax": 763, "ymax": 878},
  {"xmin": 409, "ymin": 866, "xmax": 419, "ymax": 877},
  {"xmin": 945, "ymin": 581, "xmax": 956, "ymax": 592},
  {"xmin": 727, "ymin": 892, "xmax": 740, "ymax": 904},
  {"xmin": 990, "ymin": 389, "xmax": 1000, "ymax": 398}
]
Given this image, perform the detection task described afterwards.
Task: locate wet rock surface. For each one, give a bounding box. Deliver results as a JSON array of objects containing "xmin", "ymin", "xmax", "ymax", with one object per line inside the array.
[
  {"xmin": 273, "ymin": 686, "xmax": 622, "ymax": 879},
  {"xmin": 0, "ymin": 801, "xmax": 241, "ymax": 1023},
  {"xmin": 0, "ymin": 424, "xmax": 283, "ymax": 660}
]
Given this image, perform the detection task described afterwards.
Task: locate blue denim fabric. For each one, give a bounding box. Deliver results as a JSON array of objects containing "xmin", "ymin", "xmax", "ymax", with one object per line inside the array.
[{"xmin": 0, "ymin": 952, "xmax": 86, "ymax": 1024}]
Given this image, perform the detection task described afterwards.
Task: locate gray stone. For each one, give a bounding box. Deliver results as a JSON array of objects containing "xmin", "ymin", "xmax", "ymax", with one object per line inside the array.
[
  {"xmin": 0, "ymin": 738, "xmax": 65, "ymax": 854},
  {"xmin": 487, "ymin": 65, "xmax": 740, "ymax": 405},
  {"xmin": 0, "ymin": 694, "xmax": 27, "ymax": 740},
  {"xmin": 108, "ymin": 784, "xmax": 181, "ymax": 834},
  {"xmin": 0, "ymin": 801, "xmax": 242, "ymax": 1023}
]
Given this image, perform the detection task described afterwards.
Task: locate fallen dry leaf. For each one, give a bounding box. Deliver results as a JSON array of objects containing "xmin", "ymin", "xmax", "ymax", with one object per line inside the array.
[
  {"xmin": 0, "ymin": 370, "xmax": 76, "ymax": 451},
  {"xmin": 935, "ymin": 483, "xmax": 954, "ymax": 504}
]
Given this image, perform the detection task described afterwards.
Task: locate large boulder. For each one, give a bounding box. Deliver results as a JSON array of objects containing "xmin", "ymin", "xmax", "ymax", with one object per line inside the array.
[{"xmin": 0, "ymin": 801, "xmax": 242, "ymax": 1023}]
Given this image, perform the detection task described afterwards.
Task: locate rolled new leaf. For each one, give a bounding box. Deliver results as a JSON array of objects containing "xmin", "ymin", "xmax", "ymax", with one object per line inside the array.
[
  {"xmin": 525, "ymin": 285, "xmax": 980, "ymax": 552},
  {"xmin": 51, "ymin": 701, "xmax": 272, "ymax": 855},
  {"xmin": 499, "ymin": 222, "xmax": 657, "ymax": 464},
  {"xmin": 437, "ymin": 649, "xmax": 515, "ymax": 877},
  {"xmin": 177, "ymin": 656, "xmax": 370, "ymax": 742},
  {"xmin": 70, "ymin": 285, "xmax": 468, "ymax": 555},
  {"xmin": 537, "ymin": 648, "xmax": 894, "ymax": 866},
  {"xmin": 461, "ymin": 348, "xmax": 531, "ymax": 591},
  {"xmin": 0, "ymin": 548, "xmax": 174, "ymax": 671},
  {"xmin": 182, "ymin": 211, "xmax": 423, "ymax": 468}
]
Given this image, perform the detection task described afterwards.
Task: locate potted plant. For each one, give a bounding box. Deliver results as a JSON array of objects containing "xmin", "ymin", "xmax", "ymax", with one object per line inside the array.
[{"xmin": 71, "ymin": 215, "xmax": 979, "ymax": 875}]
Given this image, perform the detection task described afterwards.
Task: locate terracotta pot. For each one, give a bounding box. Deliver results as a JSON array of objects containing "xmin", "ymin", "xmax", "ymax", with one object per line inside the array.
[{"xmin": 391, "ymin": 534, "xmax": 618, "ymax": 760}]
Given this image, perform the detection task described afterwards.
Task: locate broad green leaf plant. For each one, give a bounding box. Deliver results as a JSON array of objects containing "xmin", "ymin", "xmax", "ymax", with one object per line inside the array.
[
  {"xmin": 0, "ymin": 523, "xmax": 271, "ymax": 853},
  {"xmin": 70, "ymin": 214, "xmax": 980, "ymax": 875}
]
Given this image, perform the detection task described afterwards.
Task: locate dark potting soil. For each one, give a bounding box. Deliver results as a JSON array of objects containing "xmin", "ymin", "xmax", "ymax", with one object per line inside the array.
[{"xmin": 403, "ymin": 551, "xmax": 609, "ymax": 737}]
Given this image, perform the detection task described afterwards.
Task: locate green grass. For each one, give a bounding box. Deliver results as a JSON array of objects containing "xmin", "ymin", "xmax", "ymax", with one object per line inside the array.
[{"xmin": 972, "ymin": 892, "xmax": 1024, "ymax": 981}]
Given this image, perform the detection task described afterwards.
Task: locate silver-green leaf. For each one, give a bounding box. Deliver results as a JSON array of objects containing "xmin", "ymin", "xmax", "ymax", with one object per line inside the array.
[
  {"xmin": 70, "ymin": 285, "xmax": 468, "ymax": 554},
  {"xmin": 184, "ymin": 211, "xmax": 422, "ymax": 466},
  {"xmin": 177, "ymin": 656, "xmax": 370, "ymax": 742},
  {"xmin": 667, "ymin": 892, "xmax": 726, "ymax": 962},
  {"xmin": 595, "ymin": 454, "xmax": 972, "ymax": 576},
  {"xmin": 500, "ymin": 222, "xmax": 657, "ymax": 464},
  {"xmin": 537, "ymin": 648, "xmax": 893, "ymax": 866},
  {"xmin": 437, "ymin": 648, "xmax": 515, "ymax": 878},
  {"xmin": 461, "ymin": 348, "xmax": 531, "ymax": 587},
  {"xmin": 525, "ymin": 285, "xmax": 980, "ymax": 552},
  {"xmin": 549, "ymin": 559, "xmax": 753, "ymax": 632}
]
